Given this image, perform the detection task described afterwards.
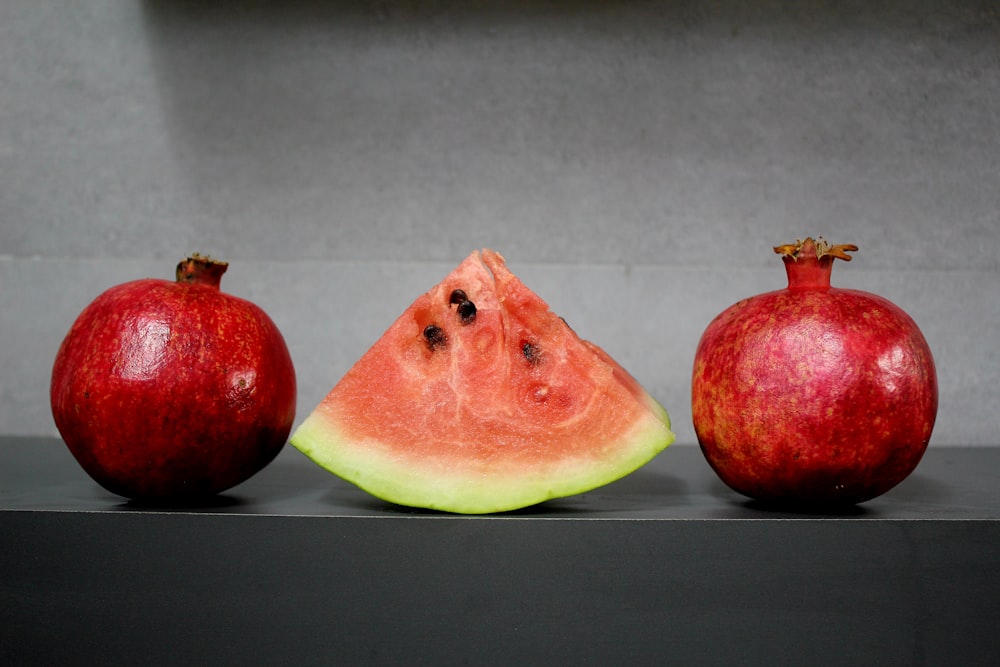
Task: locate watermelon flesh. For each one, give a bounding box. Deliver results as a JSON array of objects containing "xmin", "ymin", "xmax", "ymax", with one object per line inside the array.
[{"xmin": 291, "ymin": 249, "xmax": 674, "ymax": 513}]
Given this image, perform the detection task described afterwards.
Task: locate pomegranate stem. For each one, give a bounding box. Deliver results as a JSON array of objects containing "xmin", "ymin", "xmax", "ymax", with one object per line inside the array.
[
  {"xmin": 774, "ymin": 237, "xmax": 858, "ymax": 262},
  {"xmin": 176, "ymin": 254, "xmax": 228, "ymax": 288},
  {"xmin": 774, "ymin": 238, "xmax": 858, "ymax": 290}
]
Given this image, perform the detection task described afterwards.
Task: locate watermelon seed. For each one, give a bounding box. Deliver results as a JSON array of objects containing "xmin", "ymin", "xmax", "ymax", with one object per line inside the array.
[
  {"xmin": 522, "ymin": 341, "xmax": 541, "ymax": 364},
  {"xmin": 449, "ymin": 289, "xmax": 467, "ymax": 305},
  {"xmin": 457, "ymin": 300, "xmax": 477, "ymax": 324},
  {"xmin": 423, "ymin": 324, "xmax": 447, "ymax": 350}
]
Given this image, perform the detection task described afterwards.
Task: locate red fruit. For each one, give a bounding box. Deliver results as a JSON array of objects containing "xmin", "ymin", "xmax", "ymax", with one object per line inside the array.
[
  {"xmin": 51, "ymin": 255, "xmax": 296, "ymax": 501},
  {"xmin": 691, "ymin": 238, "xmax": 937, "ymax": 505}
]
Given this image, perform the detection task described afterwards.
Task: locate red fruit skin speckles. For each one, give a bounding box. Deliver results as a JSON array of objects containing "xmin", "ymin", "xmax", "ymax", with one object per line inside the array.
[
  {"xmin": 50, "ymin": 257, "xmax": 296, "ymax": 501},
  {"xmin": 691, "ymin": 239, "xmax": 937, "ymax": 505}
]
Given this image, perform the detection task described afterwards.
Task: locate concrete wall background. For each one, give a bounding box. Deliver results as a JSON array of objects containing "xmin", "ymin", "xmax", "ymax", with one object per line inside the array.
[{"xmin": 2, "ymin": 0, "xmax": 998, "ymax": 446}]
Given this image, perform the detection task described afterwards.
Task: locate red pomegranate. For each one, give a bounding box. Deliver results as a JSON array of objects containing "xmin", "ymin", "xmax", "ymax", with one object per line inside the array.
[
  {"xmin": 51, "ymin": 255, "xmax": 296, "ymax": 501},
  {"xmin": 691, "ymin": 238, "xmax": 937, "ymax": 505}
]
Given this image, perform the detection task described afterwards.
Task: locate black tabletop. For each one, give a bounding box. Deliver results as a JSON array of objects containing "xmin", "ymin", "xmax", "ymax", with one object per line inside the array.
[{"xmin": 4, "ymin": 436, "xmax": 998, "ymax": 520}]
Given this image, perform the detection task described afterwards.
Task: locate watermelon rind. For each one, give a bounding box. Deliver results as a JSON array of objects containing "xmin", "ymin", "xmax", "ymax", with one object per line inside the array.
[{"xmin": 291, "ymin": 398, "xmax": 673, "ymax": 514}]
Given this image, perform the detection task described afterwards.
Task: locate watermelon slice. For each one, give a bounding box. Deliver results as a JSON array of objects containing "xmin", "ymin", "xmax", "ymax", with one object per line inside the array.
[{"xmin": 291, "ymin": 249, "xmax": 674, "ymax": 513}]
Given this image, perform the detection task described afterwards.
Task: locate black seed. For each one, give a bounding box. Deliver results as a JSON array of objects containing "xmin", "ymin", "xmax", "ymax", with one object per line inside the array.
[
  {"xmin": 457, "ymin": 300, "xmax": 477, "ymax": 324},
  {"xmin": 449, "ymin": 289, "xmax": 467, "ymax": 305},
  {"xmin": 423, "ymin": 324, "xmax": 447, "ymax": 350},
  {"xmin": 522, "ymin": 341, "xmax": 541, "ymax": 364}
]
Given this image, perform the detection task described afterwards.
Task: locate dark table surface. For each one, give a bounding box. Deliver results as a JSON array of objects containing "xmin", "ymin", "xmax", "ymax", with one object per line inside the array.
[
  {"xmin": 3, "ymin": 436, "xmax": 998, "ymax": 519},
  {"xmin": 4, "ymin": 437, "xmax": 1000, "ymax": 666}
]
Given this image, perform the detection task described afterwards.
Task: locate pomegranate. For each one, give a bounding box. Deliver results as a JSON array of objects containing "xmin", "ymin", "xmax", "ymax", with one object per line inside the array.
[
  {"xmin": 691, "ymin": 238, "xmax": 937, "ymax": 505},
  {"xmin": 51, "ymin": 255, "xmax": 296, "ymax": 501}
]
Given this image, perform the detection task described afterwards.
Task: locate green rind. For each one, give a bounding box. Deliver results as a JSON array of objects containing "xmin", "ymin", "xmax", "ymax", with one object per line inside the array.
[{"xmin": 290, "ymin": 396, "xmax": 674, "ymax": 514}]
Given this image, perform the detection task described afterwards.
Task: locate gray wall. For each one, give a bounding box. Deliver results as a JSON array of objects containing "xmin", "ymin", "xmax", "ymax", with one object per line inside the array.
[{"xmin": 3, "ymin": 0, "xmax": 998, "ymax": 446}]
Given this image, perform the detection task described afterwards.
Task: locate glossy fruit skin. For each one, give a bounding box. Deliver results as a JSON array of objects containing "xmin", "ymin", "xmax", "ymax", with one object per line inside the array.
[
  {"xmin": 51, "ymin": 258, "xmax": 296, "ymax": 501},
  {"xmin": 691, "ymin": 242, "xmax": 937, "ymax": 505}
]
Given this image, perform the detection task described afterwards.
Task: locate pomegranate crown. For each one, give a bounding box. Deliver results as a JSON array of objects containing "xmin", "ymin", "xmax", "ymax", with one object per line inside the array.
[
  {"xmin": 774, "ymin": 237, "xmax": 858, "ymax": 262},
  {"xmin": 176, "ymin": 253, "xmax": 229, "ymax": 286}
]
